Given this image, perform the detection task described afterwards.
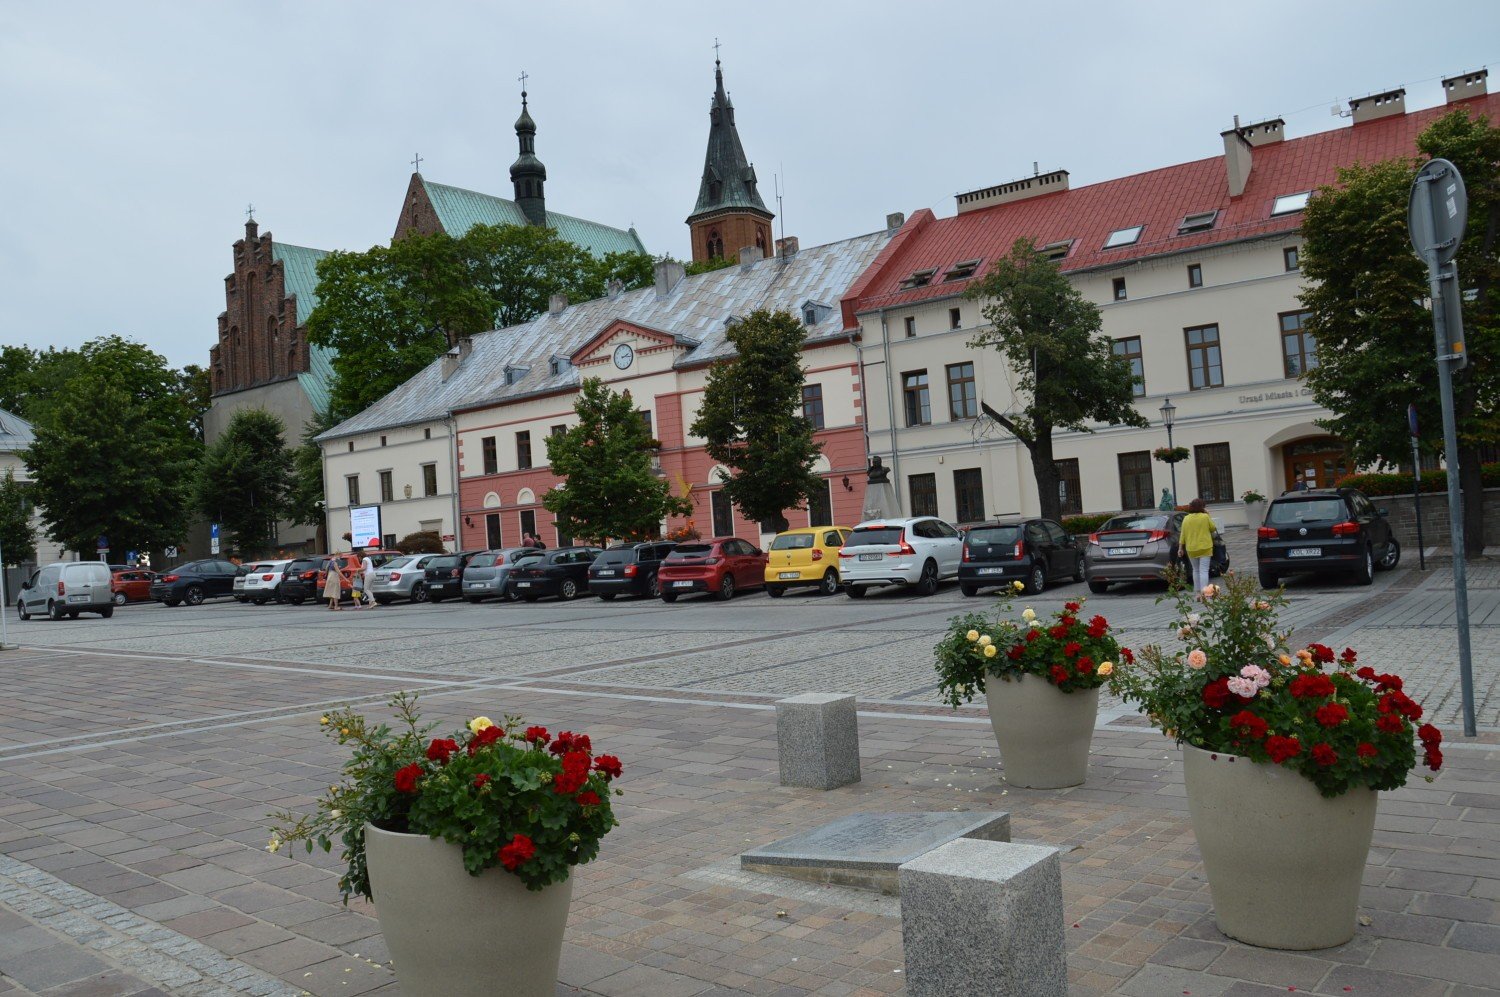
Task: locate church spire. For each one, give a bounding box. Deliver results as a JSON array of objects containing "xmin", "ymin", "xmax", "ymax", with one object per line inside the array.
[
  {"xmin": 686, "ymin": 52, "xmax": 774, "ymax": 264},
  {"xmin": 510, "ymin": 75, "xmax": 547, "ymax": 227}
]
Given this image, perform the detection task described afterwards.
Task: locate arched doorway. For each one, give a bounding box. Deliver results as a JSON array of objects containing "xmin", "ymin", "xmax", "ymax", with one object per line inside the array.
[{"xmin": 1281, "ymin": 436, "xmax": 1349, "ymax": 492}]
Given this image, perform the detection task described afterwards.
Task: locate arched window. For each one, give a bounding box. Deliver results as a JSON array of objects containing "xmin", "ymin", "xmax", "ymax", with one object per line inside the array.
[
  {"xmin": 755, "ymin": 229, "xmax": 767, "ymax": 254},
  {"xmin": 708, "ymin": 229, "xmax": 723, "ymax": 259}
]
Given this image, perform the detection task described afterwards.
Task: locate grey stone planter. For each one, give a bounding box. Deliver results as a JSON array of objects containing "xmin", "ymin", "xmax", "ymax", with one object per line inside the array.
[
  {"xmin": 984, "ymin": 674, "xmax": 1098, "ymax": 789},
  {"xmin": 1182, "ymin": 745, "xmax": 1377, "ymax": 950},
  {"xmin": 365, "ymin": 824, "xmax": 573, "ymax": 996},
  {"xmin": 1244, "ymin": 500, "xmax": 1267, "ymax": 527}
]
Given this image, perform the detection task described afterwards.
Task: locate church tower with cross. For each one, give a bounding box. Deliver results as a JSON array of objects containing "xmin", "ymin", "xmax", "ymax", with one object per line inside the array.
[{"xmin": 686, "ymin": 50, "xmax": 775, "ymax": 265}]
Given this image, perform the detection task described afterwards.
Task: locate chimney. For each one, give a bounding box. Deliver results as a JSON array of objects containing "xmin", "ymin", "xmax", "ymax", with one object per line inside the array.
[
  {"xmin": 653, "ymin": 259, "xmax": 685, "ymax": 299},
  {"xmin": 441, "ymin": 337, "xmax": 472, "ymax": 380},
  {"xmin": 1237, "ymin": 117, "xmax": 1285, "ymax": 147},
  {"xmin": 955, "ymin": 168, "xmax": 1069, "ymax": 214},
  {"xmin": 606, "ymin": 278, "xmax": 624, "ymax": 298},
  {"xmin": 1348, "ymin": 87, "xmax": 1406, "ymax": 125},
  {"xmin": 548, "ymin": 293, "xmax": 568, "ymax": 315},
  {"xmin": 886, "ymin": 212, "xmax": 906, "ymax": 232},
  {"xmin": 1443, "ymin": 69, "xmax": 1488, "ymax": 104},
  {"xmin": 738, "ymin": 245, "xmax": 764, "ymax": 269},
  {"xmin": 774, "ymin": 236, "xmax": 799, "ymax": 257},
  {"xmin": 1221, "ymin": 121, "xmax": 1254, "ymax": 198}
]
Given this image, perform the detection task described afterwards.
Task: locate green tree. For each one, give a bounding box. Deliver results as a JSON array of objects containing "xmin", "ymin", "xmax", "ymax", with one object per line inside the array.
[
  {"xmin": 964, "ymin": 238, "xmax": 1148, "ymax": 521},
  {"xmin": 690, "ymin": 309, "xmax": 825, "ymax": 532},
  {"xmin": 543, "ymin": 378, "xmax": 691, "ymax": 544},
  {"xmin": 0, "ymin": 346, "xmax": 36, "ymax": 416},
  {"xmin": 0, "ymin": 469, "xmax": 36, "ymax": 565},
  {"xmin": 193, "ymin": 409, "xmax": 294, "ymax": 557},
  {"xmin": 1300, "ymin": 108, "xmax": 1499, "ymax": 555},
  {"xmin": 289, "ymin": 409, "xmax": 338, "ymax": 547},
  {"xmin": 308, "ymin": 224, "xmax": 654, "ymax": 420},
  {"xmin": 684, "ymin": 253, "xmax": 736, "ymax": 277},
  {"xmin": 25, "ymin": 337, "xmax": 200, "ymax": 557},
  {"xmin": 175, "ymin": 364, "xmax": 212, "ymax": 442}
]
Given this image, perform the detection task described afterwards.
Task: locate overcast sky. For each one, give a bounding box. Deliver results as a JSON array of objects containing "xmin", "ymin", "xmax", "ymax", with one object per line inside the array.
[{"xmin": 2, "ymin": 1, "xmax": 1496, "ymax": 372}]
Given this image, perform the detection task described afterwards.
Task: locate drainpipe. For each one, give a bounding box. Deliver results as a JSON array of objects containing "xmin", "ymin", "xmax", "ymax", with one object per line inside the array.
[
  {"xmin": 878, "ymin": 308, "xmax": 903, "ymax": 514},
  {"xmin": 447, "ymin": 415, "xmax": 461, "ymax": 552}
]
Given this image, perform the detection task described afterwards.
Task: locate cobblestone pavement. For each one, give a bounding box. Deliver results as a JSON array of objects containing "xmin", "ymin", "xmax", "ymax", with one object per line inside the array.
[{"xmin": 0, "ymin": 540, "xmax": 1495, "ymax": 995}]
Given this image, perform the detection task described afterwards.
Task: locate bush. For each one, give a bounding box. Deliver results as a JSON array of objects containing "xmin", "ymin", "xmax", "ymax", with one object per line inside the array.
[
  {"xmin": 1062, "ymin": 512, "xmax": 1116, "ymax": 535},
  {"xmin": 1334, "ymin": 462, "xmax": 1499, "ymax": 497},
  {"xmin": 396, "ymin": 530, "xmax": 446, "ymax": 554}
]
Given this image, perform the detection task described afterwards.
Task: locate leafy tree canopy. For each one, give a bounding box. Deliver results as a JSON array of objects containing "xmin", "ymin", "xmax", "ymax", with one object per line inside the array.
[
  {"xmin": 308, "ymin": 224, "xmax": 654, "ymax": 420},
  {"xmin": 543, "ymin": 378, "xmax": 691, "ymax": 544},
  {"xmin": 0, "ymin": 469, "xmax": 36, "ymax": 565},
  {"xmin": 193, "ymin": 409, "xmax": 294, "ymax": 557},
  {"xmin": 289, "ymin": 409, "xmax": 339, "ymax": 536},
  {"xmin": 690, "ymin": 309, "xmax": 825, "ymax": 532},
  {"xmin": 964, "ymin": 238, "xmax": 1148, "ymax": 521}
]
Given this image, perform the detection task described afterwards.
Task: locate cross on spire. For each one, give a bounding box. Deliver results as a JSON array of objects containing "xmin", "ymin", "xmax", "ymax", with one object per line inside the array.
[
  {"xmin": 411, "ymin": 152, "xmax": 423, "ymax": 174},
  {"xmin": 245, "ymin": 203, "xmax": 255, "ymax": 221},
  {"xmin": 713, "ymin": 38, "xmax": 721, "ymax": 65},
  {"xmin": 518, "ymin": 69, "xmax": 528, "ymax": 101}
]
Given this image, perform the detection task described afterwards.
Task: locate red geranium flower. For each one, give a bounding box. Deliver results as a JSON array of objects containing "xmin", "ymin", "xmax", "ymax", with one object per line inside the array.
[
  {"xmin": 1264, "ymin": 736, "xmax": 1301, "ymax": 764},
  {"xmin": 1087, "ymin": 616, "xmax": 1108, "ymax": 638},
  {"xmin": 1120, "ymin": 647, "xmax": 1135, "ymax": 664},
  {"xmin": 426, "ymin": 738, "xmax": 459, "ymax": 764},
  {"xmin": 1424, "ymin": 747, "xmax": 1443, "ymax": 771},
  {"xmin": 1006, "ymin": 644, "xmax": 1025, "ymax": 661},
  {"xmin": 1025, "ymin": 629, "xmax": 1040, "ymax": 643},
  {"xmin": 1307, "ymin": 643, "xmax": 1335, "ymax": 664},
  {"xmin": 1289, "ymin": 674, "xmax": 1336, "ymax": 699},
  {"xmin": 1355, "ymin": 666, "xmax": 1377, "ymax": 681},
  {"xmin": 1417, "ymin": 723, "xmax": 1442, "ymax": 747},
  {"xmin": 576, "ymin": 790, "xmax": 602, "ymax": 807},
  {"xmin": 1202, "ymin": 677, "xmax": 1232, "ymax": 710},
  {"xmin": 1355, "ymin": 743, "xmax": 1378, "ymax": 759},
  {"xmin": 1376, "ymin": 714, "xmax": 1405, "ymax": 734},
  {"xmin": 473, "ymin": 773, "xmax": 492, "ymax": 790},
  {"xmin": 553, "ymin": 769, "xmax": 588, "ymax": 795},
  {"xmin": 1048, "ymin": 624, "xmax": 1069, "ymax": 640},
  {"xmin": 468, "ymin": 725, "xmax": 506, "ymax": 754},
  {"xmin": 1375, "ymin": 673, "xmax": 1404, "ymax": 692},
  {"xmin": 1378, "ymin": 691, "xmax": 1422, "ymax": 721},
  {"xmin": 593, "ymin": 755, "xmax": 623, "ymax": 779},
  {"xmin": 393, "ymin": 763, "xmax": 422, "ymax": 794},
  {"xmin": 1229, "ymin": 710, "xmax": 1268, "ymax": 740},
  {"xmin": 550, "ymin": 731, "xmax": 592, "ymax": 756},
  {"xmin": 1314, "ymin": 703, "xmax": 1349, "ymax": 728},
  {"xmin": 1340, "ymin": 647, "xmax": 1358, "ymax": 664},
  {"xmin": 498, "ymin": 833, "xmax": 536, "ymax": 870},
  {"xmin": 524, "ymin": 725, "xmax": 549, "ymax": 744},
  {"xmin": 1063, "ymin": 642, "xmax": 1082, "ymax": 659},
  {"xmin": 1049, "ymin": 664, "xmax": 1069, "ymax": 685},
  {"xmin": 1311, "ymin": 743, "xmax": 1338, "ymax": 767},
  {"xmin": 1064, "ymin": 602, "xmax": 1081, "ymax": 613}
]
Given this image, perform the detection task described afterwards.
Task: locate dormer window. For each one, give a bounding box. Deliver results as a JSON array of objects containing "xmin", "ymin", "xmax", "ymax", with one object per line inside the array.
[
  {"xmin": 899, "ymin": 267, "xmax": 938, "ymax": 289},
  {"xmin": 1271, "ymin": 191, "xmax": 1312, "ymax": 216},
  {"xmin": 943, "ymin": 259, "xmax": 982, "ymax": 282},
  {"xmin": 800, "ymin": 300, "xmax": 833, "ymax": 327},
  {"xmin": 1103, "ymin": 225, "xmax": 1144, "ymax": 249},
  {"xmin": 504, "ymin": 365, "xmax": 529, "ymax": 387},
  {"xmin": 1038, "ymin": 240, "xmax": 1073, "ymax": 261},
  {"xmin": 547, "ymin": 355, "xmax": 571, "ymax": 377},
  {"xmin": 1177, "ymin": 210, "xmax": 1218, "ymax": 234}
]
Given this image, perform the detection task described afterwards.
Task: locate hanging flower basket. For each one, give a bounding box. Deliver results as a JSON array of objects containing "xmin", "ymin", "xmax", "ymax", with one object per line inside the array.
[{"xmin": 1153, "ymin": 446, "xmax": 1190, "ymax": 464}]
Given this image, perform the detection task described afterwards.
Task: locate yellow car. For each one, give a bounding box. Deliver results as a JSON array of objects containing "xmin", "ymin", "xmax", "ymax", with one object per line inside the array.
[{"xmin": 764, "ymin": 526, "xmax": 852, "ymax": 597}]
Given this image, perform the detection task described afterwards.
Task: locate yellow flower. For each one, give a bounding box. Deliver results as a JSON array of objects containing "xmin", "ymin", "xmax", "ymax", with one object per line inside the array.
[
  {"xmin": 469, "ymin": 717, "xmax": 495, "ymax": 733},
  {"xmin": 1278, "ymin": 654, "xmax": 1292, "ymax": 666},
  {"xmin": 1021, "ymin": 608, "xmax": 1037, "ymax": 622},
  {"xmin": 1097, "ymin": 661, "xmax": 1114, "ymax": 676},
  {"xmin": 983, "ymin": 644, "xmax": 998, "ymax": 658},
  {"xmin": 978, "ymin": 634, "xmax": 993, "ymax": 647},
  {"xmin": 339, "ymin": 728, "xmax": 349, "ymax": 736},
  {"xmin": 266, "ymin": 836, "xmax": 281, "ymax": 854},
  {"xmin": 966, "ymin": 629, "xmax": 980, "ymax": 642},
  {"xmin": 1012, "ymin": 580, "xmax": 1025, "ymax": 593},
  {"xmin": 319, "ymin": 716, "xmax": 329, "ymax": 725},
  {"xmin": 329, "ymin": 809, "xmax": 341, "ymax": 819}
]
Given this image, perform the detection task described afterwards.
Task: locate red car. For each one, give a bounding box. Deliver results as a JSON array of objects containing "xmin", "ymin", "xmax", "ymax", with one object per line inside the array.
[
  {"xmin": 110, "ymin": 569, "xmax": 157, "ymax": 605},
  {"xmin": 657, "ymin": 537, "xmax": 768, "ymax": 602}
]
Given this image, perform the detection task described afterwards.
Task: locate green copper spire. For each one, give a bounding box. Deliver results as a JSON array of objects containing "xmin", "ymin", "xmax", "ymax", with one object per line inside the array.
[
  {"xmin": 510, "ymin": 83, "xmax": 547, "ymax": 226},
  {"xmin": 687, "ymin": 57, "xmax": 772, "ymax": 223}
]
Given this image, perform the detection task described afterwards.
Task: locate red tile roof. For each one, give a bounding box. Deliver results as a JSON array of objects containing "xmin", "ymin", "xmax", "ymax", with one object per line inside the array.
[{"xmin": 843, "ymin": 92, "xmax": 1499, "ymax": 315}]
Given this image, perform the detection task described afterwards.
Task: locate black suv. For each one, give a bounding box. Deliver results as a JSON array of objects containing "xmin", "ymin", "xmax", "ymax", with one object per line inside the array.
[
  {"xmin": 508, "ymin": 547, "xmax": 603, "ymax": 601},
  {"xmin": 959, "ymin": 518, "xmax": 1085, "ymax": 596},
  {"xmin": 587, "ymin": 541, "xmax": 677, "ymax": 600},
  {"xmin": 1257, "ymin": 488, "xmax": 1400, "ymax": 587},
  {"xmin": 149, "ymin": 559, "xmax": 247, "ymax": 607},
  {"xmin": 279, "ymin": 557, "xmax": 327, "ymax": 605}
]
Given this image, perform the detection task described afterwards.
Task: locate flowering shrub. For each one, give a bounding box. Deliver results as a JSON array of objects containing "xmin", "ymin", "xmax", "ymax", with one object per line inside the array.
[
  {"xmin": 267, "ymin": 693, "xmax": 621, "ymax": 897},
  {"xmin": 1152, "ymin": 445, "xmax": 1190, "ymax": 464},
  {"xmin": 665, "ymin": 521, "xmax": 701, "ymax": 542},
  {"xmin": 934, "ymin": 581, "xmax": 1125, "ymax": 707},
  {"xmin": 1240, "ymin": 489, "xmax": 1267, "ymax": 503},
  {"xmin": 1107, "ymin": 572, "xmax": 1442, "ymax": 798}
]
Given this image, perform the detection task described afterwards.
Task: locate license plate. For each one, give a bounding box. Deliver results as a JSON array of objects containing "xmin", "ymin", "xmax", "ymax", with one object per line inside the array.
[
  {"xmin": 597, "ymin": 570, "xmax": 615, "ymax": 576},
  {"xmin": 674, "ymin": 581, "xmax": 694, "ymax": 588},
  {"xmin": 858, "ymin": 553, "xmax": 881, "ymax": 561},
  {"xmin": 1289, "ymin": 548, "xmax": 1322, "ymax": 558},
  {"xmin": 515, "ymin": 581, "xmax": 531, "ymax": 587},
  {"xmin": 68, "ymin": 594, "xmax": 89, "ymax": 602},
  {"xmin": 977, "ymin": 567, "xmax": 1005, "ymax": 575},
  {"xmin": 778, "ymin": 571, "xmax": 800, "ymax": 580},
  {"xmin": 1107, "ymin": 547, "xmax": 1140, "ymax": 557}
]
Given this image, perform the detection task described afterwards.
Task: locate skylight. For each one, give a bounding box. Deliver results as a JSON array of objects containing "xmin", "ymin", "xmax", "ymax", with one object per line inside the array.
[
  {"xmin": 1103, "ymin": 225, "xmax": 1144, "ymax": 249},
  {"xmin": 1038, "ymin": 240, "xmax": 1073, "ymax": 261},
  {"xmin": 1177, "ymin": 210, "xmax": 1218, "ymax": 234},
  {"xmin": 943, "ymin": 259, "xmax": 982, "ymax": 282},
  {"xmin": 900, "ymin": 267, "xmax": 938, "ymax": 289},
  {"xmin": 1271, "ymin": 191, "xmax": 1312, "ymax": 216}
]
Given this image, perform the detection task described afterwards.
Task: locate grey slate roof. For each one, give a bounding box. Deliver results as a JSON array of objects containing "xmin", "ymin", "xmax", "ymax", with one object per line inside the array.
[
  {"xmin": 319, "ymin": 229, "xmax": 892, "ymax": 442},
  {"xmin": 0, "ymin": 407, "xmax": 35, "ymax": 454}
]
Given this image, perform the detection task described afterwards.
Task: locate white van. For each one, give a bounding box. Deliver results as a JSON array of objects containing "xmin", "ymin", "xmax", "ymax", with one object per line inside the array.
[{"xmin": 17, "ymin": 561, "xmax": 115, "ymax": 620}]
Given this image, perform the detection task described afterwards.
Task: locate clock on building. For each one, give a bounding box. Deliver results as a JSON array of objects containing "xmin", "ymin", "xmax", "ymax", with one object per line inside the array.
[{"xmin": 612, "ymin": 343, "xmax": 634, "ymax": 370}]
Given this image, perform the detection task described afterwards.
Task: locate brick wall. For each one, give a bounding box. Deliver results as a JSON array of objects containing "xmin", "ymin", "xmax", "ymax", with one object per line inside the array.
[
  {"xmin": 211, "ymin": 222, "xmax": 311, "ymax": 396},
  {"xmin": 1369, "ymin": 487, "xmax": 1500, "ymax": 549}
]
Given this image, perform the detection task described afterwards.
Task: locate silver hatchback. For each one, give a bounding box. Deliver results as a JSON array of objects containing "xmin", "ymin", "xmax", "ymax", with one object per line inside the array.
[
  {"xmin": 462, "ymin": 548, "xmax": 544, "ymax": 603},
  {"xmin": 368, "ymin": 554, "xmax": 439, "ymax": 604}
]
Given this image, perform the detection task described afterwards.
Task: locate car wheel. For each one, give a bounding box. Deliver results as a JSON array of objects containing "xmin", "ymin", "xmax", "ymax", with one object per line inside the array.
[
  {"xmin": 287, "ymin": 597, "xmax": 305, "ymax": 606},
  {"xmin": 960, "ymin": 583, "xmax": 980, "ymax": 597},
  {"xmin": 16, "ymin": 600, "xmax": 29, "ymax": 621},
  {"xmin": 1377, "ymin": 538, "xmax": 1401, "ymax": 571},
  {"xmin": 1026, "ymin": 563, "xmax": 1046, "ymax": 595},
  {"xmin": 67, "ymin": 610, "xmax": 80, "ymax": 619},
  {"xmin": 915, "ymin": 560, "xmax": 939, "ymax": 597},
  {"xmin": 819, "ymin": 570, "xmax": 840, "ymax": 596},
  {"xmin": 560, "ymin": 580, "xmax": 578, "ymax": 600},
  {"xmin": 646, "ymin": 575, "xmax": 661, "ymax": 599},
  {"xmin": 48, "ymin": 601, "xmax": 63, "ymax": 621},
  {"xmin": 112, "ymin": 591, "xmax": 127, "ymax": 606},
  {"xmin": 661, "ymin": 592, "xmax": 678, "ymax": 604},
  {"xmin": 99, "ymin": 606, "xmax": 113, "ymax": 619},
  {"xmin": 164, "ymin": 599, "xmax": 181, "ymax": 608},
  {"xmin": 184, "ymin": 586, "xmax": 204, "ymax": 607},
  {"xmin": 598, "ymin": 592, "xmax": 617, "ymax": 601},
  {"xmin": 845, "ymin": 586, "xmax": 867, "ymax": 599},
  {"xmin": 1073, "ymin": 555, "xmax": 1086, "ymax": 583},
  {"xmin": 716, "ymin": 575, "xmax": 735, "ymax": 601},
  {"xmin": 766, "ymin": 584, "xmax": 785, "ymax": 598},
  {"xmin": 411, "ymin": 582, "xmax": 428, "ymax": 603},
  {"xmin": 1354, "ymin": 546, "xmax": 1374, "ymax": 586},
  {"xmin": 1258, "ymin": 569, "xmax": 1279, "ymax": 590},
  {"xmin": 1088, "ymin": 579, "xmax": 1110, "ymax": 594}
]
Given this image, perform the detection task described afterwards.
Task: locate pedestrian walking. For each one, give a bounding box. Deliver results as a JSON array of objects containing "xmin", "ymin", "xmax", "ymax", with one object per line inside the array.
[
  {"xmin": 322, "ymin": 558, "xmax": 343, "ymax": 610},
  {"xmin": 360, "ymin": 550, "xmax": 379, "ymax": 607},
  {"xmin": 1177, "ymin": 498, "xmax": 1220, "ymax": 593}
]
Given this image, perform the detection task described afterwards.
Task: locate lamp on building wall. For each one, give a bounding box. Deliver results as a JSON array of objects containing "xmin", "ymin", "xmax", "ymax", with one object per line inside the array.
[
  {"xmin": 1159, "ymin": 397, "xmax": 1178, "ymax": 505},
  {"xmin": 464, "ymin": 516, "xmax": 473, "ymax": 527},
  {"xmin": 841, "ymin": 475, "xmax": 852, "ymax": 491},
  {"xmin": 403, "ymin": 484, "xmax": 412, "ymax": 499}
]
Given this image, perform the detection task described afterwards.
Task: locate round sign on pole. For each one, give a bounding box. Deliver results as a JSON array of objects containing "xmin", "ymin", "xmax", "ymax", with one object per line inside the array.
[{"xmin": 1408, "ymin": 158, "xmax": 1468, "ymax": 265}]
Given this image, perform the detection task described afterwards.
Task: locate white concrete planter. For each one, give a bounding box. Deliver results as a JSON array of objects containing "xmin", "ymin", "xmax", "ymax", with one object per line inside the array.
[
  {"xmin": 1182, "ymin": 745, "xmax": 1376, "ymax": 950},
  {"xmin": 365, "ymin": 824, "xmax": 573, "ymax": 997},
  {"xmin": 984, "ymin": 675, "xmax": 1098, "ymax": 789},
  {"xmin": 1244, "ymin": 500, "xmax": 1267, "ymax": 528}
]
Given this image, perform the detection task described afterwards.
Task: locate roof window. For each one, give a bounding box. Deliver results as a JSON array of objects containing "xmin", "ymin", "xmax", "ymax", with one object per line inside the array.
[
  {"xmin": 899, "ymin": 267, "xmax": 938, "ymax": 289},
  {"xmin": 943, "ymin": 259, "xmax": 982, "ymax": 282},
  {"xmin": 1177, "ymin": 210, "xmax": 1218, "ymax": 234},
  {"xmin": 1271, "ymin": 191, "xmax": 1312, "ymax": 216},
  {"xmin": 504, "ymin": 365, "xmax": 529, "ymax": 387},
  {"xmin": 547, "ymin": 355, "xmax": 572, "ymax": 377},
  {"xmin": 1038, "ymin": 239, "xmax": 1073, "ymax": 261},
  {"xmin": 1103, "ymin": 225, "xmax": 1144, "ymax": 249}
]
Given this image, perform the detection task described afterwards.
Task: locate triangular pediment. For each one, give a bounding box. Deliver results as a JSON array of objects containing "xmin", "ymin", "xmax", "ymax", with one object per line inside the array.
[{"xmin": 570, "ymin": 319, "xmax": 699, "ymax": 368}]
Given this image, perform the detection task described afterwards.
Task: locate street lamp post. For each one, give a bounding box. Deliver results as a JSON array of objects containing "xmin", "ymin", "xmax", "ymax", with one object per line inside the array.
[{"xmin": 1160, "ymin": 398, "xmax": 1178, "ymax": 506}]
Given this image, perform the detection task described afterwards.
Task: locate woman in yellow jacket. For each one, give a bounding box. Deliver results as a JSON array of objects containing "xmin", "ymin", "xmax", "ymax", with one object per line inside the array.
[{"xmin": 1178, "ymin": 498, "xmax": 1219, "ymax": 593}]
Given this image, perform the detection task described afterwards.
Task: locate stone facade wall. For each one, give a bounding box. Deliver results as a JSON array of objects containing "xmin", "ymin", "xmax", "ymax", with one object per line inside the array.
[{"xmin": 1372, "ymin": 486, "xmax": 1500, "ymax": 549}]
